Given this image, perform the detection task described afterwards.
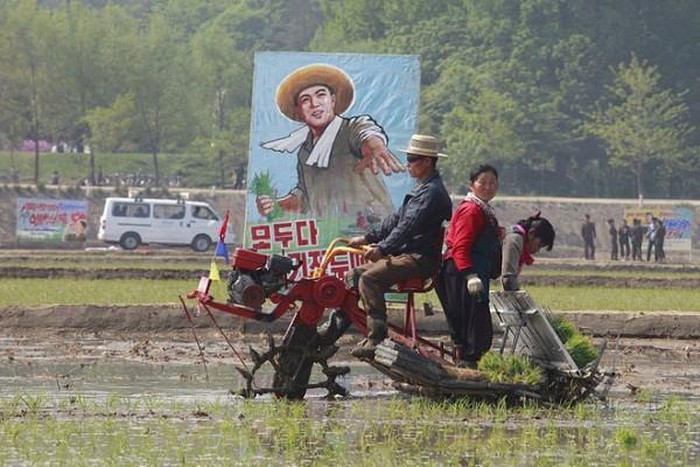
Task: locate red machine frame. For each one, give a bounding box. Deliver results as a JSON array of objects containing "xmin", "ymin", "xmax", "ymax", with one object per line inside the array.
[{"xmin": 182, "ymin": 238, "xmax": 457, "ymax": 365}]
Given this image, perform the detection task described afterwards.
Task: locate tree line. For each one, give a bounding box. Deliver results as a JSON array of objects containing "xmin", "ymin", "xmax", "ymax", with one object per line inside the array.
[{"xmin": 1, "ymin": 0, "xmax": 699, "ymax": 198}]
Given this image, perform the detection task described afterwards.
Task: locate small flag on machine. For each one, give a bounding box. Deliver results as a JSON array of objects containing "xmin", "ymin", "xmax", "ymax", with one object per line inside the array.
[
  {"xmin": 214, "ymin": 209, "xmax": 230, "ymax": 264},
  {"xmin": 209, "ymin": 259, "xmax": 221, "ymax": 281}
]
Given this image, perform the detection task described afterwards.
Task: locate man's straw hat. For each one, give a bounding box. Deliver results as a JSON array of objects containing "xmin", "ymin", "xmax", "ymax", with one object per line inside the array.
[
  {"xmin": 275, "ymin": 64, "xmax": 355, "ymax": 122},
  {"xmin": 399, "ymin": 134, "xmax": 448, "ymax": 158}
]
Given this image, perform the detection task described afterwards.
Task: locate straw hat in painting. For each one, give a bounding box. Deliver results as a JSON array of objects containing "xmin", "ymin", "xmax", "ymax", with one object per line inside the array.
[{"xmin": 275, "ymin": 63, "xmax": 355, "ymax": 122}]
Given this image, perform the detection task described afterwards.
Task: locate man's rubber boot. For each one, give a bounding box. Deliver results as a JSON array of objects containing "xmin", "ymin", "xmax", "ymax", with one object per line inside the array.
[
  {"xmin": 351, "ymin": 316, "xmax": 387, "ymax": 360},
  {"xmin": 350, "ymin": 338, "xmax": 378, "ymax": 360}
]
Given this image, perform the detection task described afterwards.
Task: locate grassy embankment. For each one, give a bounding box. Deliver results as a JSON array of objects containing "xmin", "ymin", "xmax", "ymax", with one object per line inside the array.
[
  {"xmin": 7, "ymin": 256, "xmax": 700, "ymax": 279},
  {"xmin": 3, "ymin": 277, "xmax": 700, "ymax": 311}
]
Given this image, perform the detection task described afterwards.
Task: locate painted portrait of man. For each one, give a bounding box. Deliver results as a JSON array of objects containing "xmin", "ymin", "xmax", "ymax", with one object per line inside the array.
[
  {"xmin": 245, "ymin": 53, "xmax": 420, "ymax": 255},
  {"xmin": 256, "ymin": 63, "xmax": 404, "ymax": 220}
]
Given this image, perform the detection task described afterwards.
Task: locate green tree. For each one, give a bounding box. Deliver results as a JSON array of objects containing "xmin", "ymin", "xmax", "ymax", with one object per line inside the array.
[
  {"xmin": 46, "ymin": 4, "xmax": 107, "ymax": 184},
  {"xmin": 83, "ymin": 93, "xmax": 139, "ymax": 154},
  {"xmin": 584, "ymin": 55, "xmax": 693, "ymax": 198},
  {"xmin": 0, "ymin": 4, "xmax": 30, "ymax": 177},
  {"xmin": 191, "ymin": 19, "xmax": 251, "ymax": 187},
  {"xmin": 3, "ymin": 0, "xmax": 56, "ymax": 184},
  {"xmin": 442, "ymin": 87, "xmax": 526, "ymax": 193},
  {"xmin": 262, "ymin": 0, "xmax": 323, "ymax": 50},
  {"xmin": 126, "ymin": 12, "xmax": 195, "ymax": 185}
]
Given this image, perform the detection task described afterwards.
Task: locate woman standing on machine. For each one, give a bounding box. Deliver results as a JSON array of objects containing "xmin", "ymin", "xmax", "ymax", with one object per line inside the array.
[{"xmin": 436, "ymin": 164, "xmax": 502, "ymax": 369}]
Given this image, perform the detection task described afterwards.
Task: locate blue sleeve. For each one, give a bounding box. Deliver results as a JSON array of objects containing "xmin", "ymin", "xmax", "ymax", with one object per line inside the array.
[
  {"xmin": 366, "ymin": 212, "xmax": 399, "ymax": 244},
  {"xmin": 377, "ymin": 186, "xmax": 432, "ymax": 255}
]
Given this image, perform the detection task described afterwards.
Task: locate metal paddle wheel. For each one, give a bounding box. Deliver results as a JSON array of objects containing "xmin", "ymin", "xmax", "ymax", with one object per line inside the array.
[{"xmin": 179, "ymin": 243, "xmax": 364, "ymax": 400}]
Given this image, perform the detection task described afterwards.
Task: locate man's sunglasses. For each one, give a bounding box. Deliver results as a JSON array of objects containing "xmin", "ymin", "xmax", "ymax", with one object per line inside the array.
[{"xmin": 406, "ymin": 154, "xmax": 424, "ymax": 164}]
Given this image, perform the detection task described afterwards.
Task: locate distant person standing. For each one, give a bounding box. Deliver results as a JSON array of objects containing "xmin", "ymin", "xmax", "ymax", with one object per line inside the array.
[
  {"xmin": 646, "ymin": 216, "xmax": 658, "ymax": 262},
  {"xmin": 618, "ymin": 219, "xmax": 631, "ymax": 260},
  {"xmin": 607, "ymin": 219, "xmax": 618, "ymax": 260},
  {"xmin": 581, "ymin": 214, "xmax": 596, "ymax": 260},
  {"xmin": 50, "ymin": 171, "xmax": 59, "ymax": 185},
  {"xmin": 631, "ymin": 219, "xmax": 644, "ymax": 261},
  {"xmin": 654, "ymin": 218, "xmax": 666, "ymax": 263}
]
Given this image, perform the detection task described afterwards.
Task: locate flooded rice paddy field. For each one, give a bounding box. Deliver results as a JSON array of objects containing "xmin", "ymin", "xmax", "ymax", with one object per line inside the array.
[{"xmin": 0, "ymin": 329, "xmax": 698, "ymax": 465}]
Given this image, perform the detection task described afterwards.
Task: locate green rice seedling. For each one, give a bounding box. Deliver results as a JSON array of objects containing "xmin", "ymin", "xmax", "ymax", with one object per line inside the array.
[
  {"xmin": 573, "ymin": 402, "xmax": 595, "ymax": 420},
  {"xmin": 0, "ymin": 257, "xmax": 201, "ymax": 271},
  {"xmin": 467, "ymin": 399, "xmax": 494, "ymax": 420},
  {"xmin": 0, "ymin": 278, "xmax": 195, "ymax": 305},
  {"xmin": 2, "ymin": 393, "xmax": 24, "ymax": 415},
  {"xmin": 0, "ymin": 391, "xmax": 695, "ymax": 466},
  {"xmin": 250, "ymin": 171, "xmax": 283, "ymax": 221},
  {"xmin": 634, "ymin": 388, "xmax": 654, "ymax": 404},
  {"xmin": 477, "ymin": 351, "xmax": 507, "ymax": 379},
  {"xmin": 565, "ymin": 334, "xmax": 598, "ymax": 368},
  {"xmin": 505, "ymin": 354, "xmax": 544, "ymax": 385},
  {"xmin": 69, "ymin": 394, "xmax": 92, "ymax": 413},
  {"xmin": 103, "ymin": 394, "xmax": 123, "ymax": 414},
  {"xmin": 493, "ymin": 396, "xmax": 509, "ymax": 421},
  {"xmin": 544, "ymin": 313, "xmax": 599, "ymax": 368},
  {"xmin": 523, "ymin": 268, "xmax": 700, "ymax": 280},
  {"xmin": 659, "ymin": 395, "xmax": 680, "ymax": 414},
  {"xmin": 5, "ymin": 273, "xmax": 700, "ymax": 311},
  {"xmin": 615, "ymin": 427, "xmax": 638, "ymax": 449},
  {"xmin": 20, "ymin": 394, "xmax": 45, "ymax": 417},
  {"xmin": 517, "ymin": 399, "xmax": 541, "ymax": 418},
  {"xmin": 477, "ymin": 351, "xmax": 543, "ymax": 385},
  {"xmin": 641, "ymin": 439, "xmax": 668, "ymax": 459},
  {"xmin": 548, "ymin": 314, "xmax": 576, "ymax": 343}
]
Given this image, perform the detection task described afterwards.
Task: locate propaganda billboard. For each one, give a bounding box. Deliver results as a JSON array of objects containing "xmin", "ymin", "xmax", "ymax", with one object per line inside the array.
[
  {"xmin": 623, "ymin": 206, "xmax": 692, "ymax": 252},
  {"xmin": 245, "ymin": 52, "xmax": 420, "ymax": 278},
  {"xmin": 16, "ymin": 197, "xmax": 88, "ymax": 243}
]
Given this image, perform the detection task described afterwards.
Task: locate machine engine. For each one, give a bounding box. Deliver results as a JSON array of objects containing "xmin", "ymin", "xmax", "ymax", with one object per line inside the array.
[{"xmin": 226, "ymin": 248, "xmax": 297, "ymax": 309}]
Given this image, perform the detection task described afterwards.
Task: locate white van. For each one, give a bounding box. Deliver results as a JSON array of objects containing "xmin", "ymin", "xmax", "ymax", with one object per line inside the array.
[{"xmin": 97, "ymin": 197, "xmax": 223, "ymax": 251}]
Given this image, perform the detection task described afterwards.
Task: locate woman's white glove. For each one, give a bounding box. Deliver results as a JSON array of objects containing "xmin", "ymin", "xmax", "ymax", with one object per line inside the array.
[{"xmin": 466, "ymin": 274, "xmax": 483, "ymax": 296}]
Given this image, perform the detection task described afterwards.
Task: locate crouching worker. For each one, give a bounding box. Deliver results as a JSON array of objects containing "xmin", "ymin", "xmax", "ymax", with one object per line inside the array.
[
  {"xmin": 501, "ymin": 213, "xmax": 556, "ymax": 291},
  {"xmin": 348, "ymin": 134, "xmax": 452, "ymax": 360}
]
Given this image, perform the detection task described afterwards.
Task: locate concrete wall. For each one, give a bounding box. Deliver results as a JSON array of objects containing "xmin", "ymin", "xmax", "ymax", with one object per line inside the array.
[
  {"xmin": 3, "ymin": 186, "xmax": 699, "ymax": 261},
  {"xmin": 493, "ymin": 195, "xmax": 700, "ymax": 261}
]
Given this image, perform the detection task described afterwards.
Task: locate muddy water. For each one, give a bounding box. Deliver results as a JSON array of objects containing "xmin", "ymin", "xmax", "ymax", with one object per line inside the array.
[
  {"xmin": 0, "ymin": 333, "xmax": 698, "ymax": 466},
  {"xmin": 0, "ymin": 331, "xmax": 698, "ymax": 403},
  {"xmin": 0, "ymin": 357, "xmax": 394, "ymax": 403},
  {"xmin": 0, "ymin": 330, "xmax": 384, "ymax": 403}
]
